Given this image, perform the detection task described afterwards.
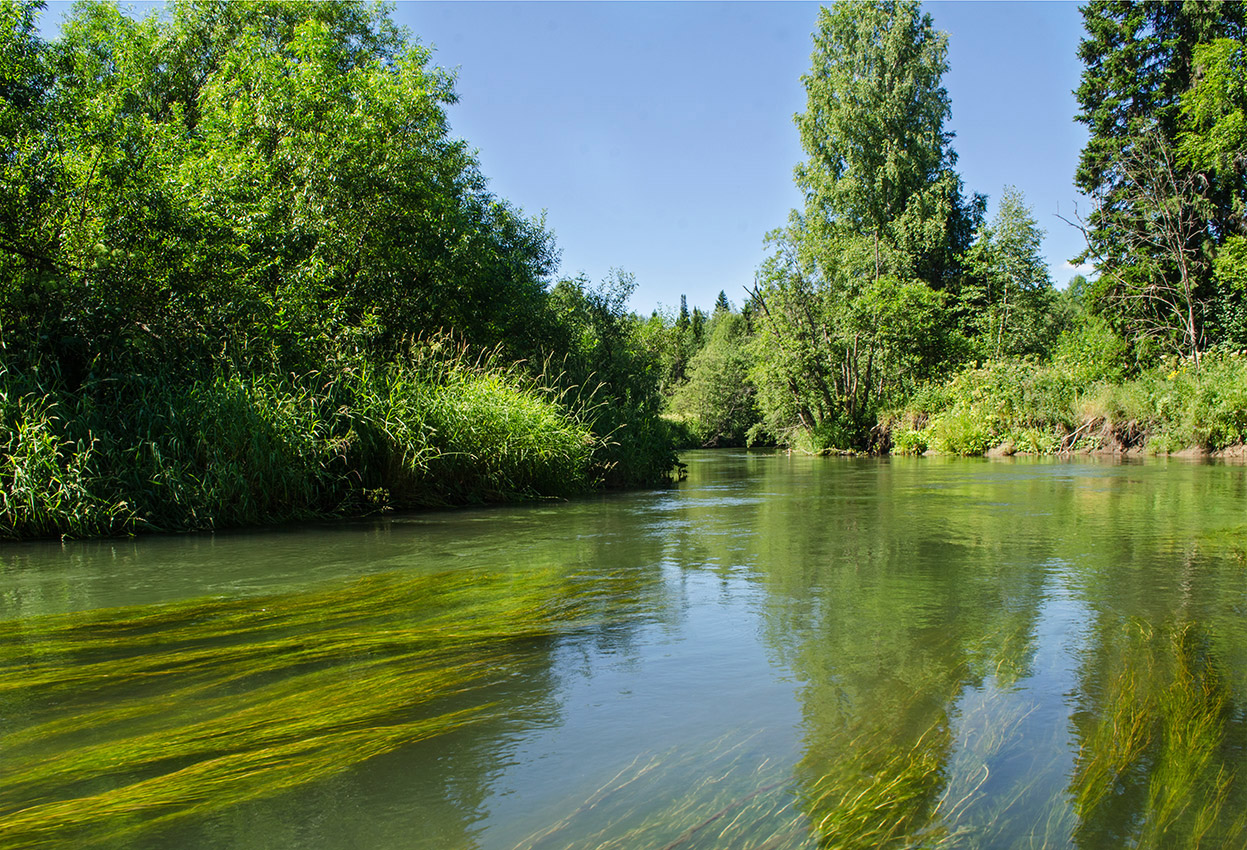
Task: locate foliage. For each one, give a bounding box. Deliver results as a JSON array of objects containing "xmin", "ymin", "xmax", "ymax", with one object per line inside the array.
[
  {"xmin": 1075, "ymin": 129, "xmax": 1216, "ymax": 365},
  {"xmin": 1073, "ymin": 2, "xmax": 1247, "ymax": 358},
  {"xmin": 959, "ymin": 187, "xmax": 1061, "ymax": 359},
  {"xmin": 0, "ymin": 0, "xmax": 562, "ymax": 377},
  {"xmin": 0, "ymin": 0, "xmax": 677, "ymax": 539},
  {"xmin": 751, "ymin": 242, "xmax": 954, "ymax": 450},
  {"xmin": 793, "ymin": 0, "xmax": 978, "ymax": 288},
  {"xmin": 892, "ymin": 361, "xmax": 1078, "ymax": 456},
  {"xmin": 547, "ymin": 271, "xmax": 678, "ymax": 488},
  {"xmin": 1082, "ymin": 352, "xmax": 1247, "ymax": 453},
  {"xmin": 0, "ymin": 342, "xmax": 599, "ymax": 540},
  {"xmin": 889, "ymin": 350, "xmax": 1247, "ymax": 456},
  {"xmin": 642, "ymin": 293, "xmax": 711, "ymax": 398},
  {"xmin": 1052, "ymin": 313, "xmax": 1130, "ymax": 386},
  {"xmin": 751, "ymin": 0, "xmax": 975, "ymax": 451},
  {"xmin": 1180, "ymin": 37, "xmax": 1247, "ymax": 180},
  {"xmin": 669, "ymin": 310, "xmax": 761, "ymax": 447}
]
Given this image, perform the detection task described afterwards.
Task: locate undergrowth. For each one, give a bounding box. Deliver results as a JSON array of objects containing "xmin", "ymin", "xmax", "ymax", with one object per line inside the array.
[
  {"xmin": 887, "ymin": 352, "xmax": 1247, "ymax": 457},
  {"xmin": 0, "ymin": 341, "xmax": 604, "ymax": 540}
]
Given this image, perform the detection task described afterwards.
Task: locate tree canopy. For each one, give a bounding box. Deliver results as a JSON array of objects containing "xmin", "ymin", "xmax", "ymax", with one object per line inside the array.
[{"xmin": 0, "ymin": 0, "xmax": 561, "ymax": 379}]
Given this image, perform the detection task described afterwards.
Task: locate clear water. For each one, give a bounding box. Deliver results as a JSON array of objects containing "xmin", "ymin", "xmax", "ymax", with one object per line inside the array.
[{"xmin": 3, "ymin": 451, "xmax": 1247, "ymax": 849}]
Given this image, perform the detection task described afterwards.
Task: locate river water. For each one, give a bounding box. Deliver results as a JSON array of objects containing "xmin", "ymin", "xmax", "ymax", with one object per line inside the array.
[{"xmin": 2, "ymin": 451, "xmax": 1246, "ymax": 849}]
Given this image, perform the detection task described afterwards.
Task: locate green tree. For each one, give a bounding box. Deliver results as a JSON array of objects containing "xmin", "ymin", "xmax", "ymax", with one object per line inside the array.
[
  {"xmin": 548, "ymin": 270, "xmax": 676, "ymax": 487},
  {"xmin": 794, "ymin": 0, "xmax": 979, "ymax": 288},
  {"xmin": 669, "ymin": 309, "xmax": 760, "ymax": 446},
  {"xmin": 961, "ymin": 186, "xmax": 1058, "ymax": 359},
  {"xmin": 1181, "ymin": 37, "xmax": 1247, "ymax": 345},
  {"xmin": 1074, "ymin": 1, "xmax": 1246, "ymax": 357},
  {"xmin": 751, "ymin": 0, "xmax": 972, "ymax": 450},
  {"xmin": 0, "ymin": 0, "xmax": 560, "ymax": 377}
]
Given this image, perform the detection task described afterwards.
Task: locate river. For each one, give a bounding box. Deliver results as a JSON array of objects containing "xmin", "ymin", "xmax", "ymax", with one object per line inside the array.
[{"xmin": 2, "ymin": 451, "xmax": 1246, "ymax": 849}]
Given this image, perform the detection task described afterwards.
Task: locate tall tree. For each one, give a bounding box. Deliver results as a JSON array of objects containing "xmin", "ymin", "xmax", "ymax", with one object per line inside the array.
[
  {"xmin": 1074, "ymin": 1, "xmax": 1247, "ymax": 357},
  {"xmin": 961, "ymin": 186, "xmax": 1057, "ymax": 359},
  {"xmin": 0, "ymin": 0, "xmax": 560, "ymax": 377},
  {"xmin": 751, "ymin": 0, "xmax": 970, "ymax": 450},
  {"xmin": 793, "ymin": 0, "xmax": 978, "ymax": 288},
  {"xmin": 1181, "ymin": 37, "xmax": 1247, "ymax": 343}
]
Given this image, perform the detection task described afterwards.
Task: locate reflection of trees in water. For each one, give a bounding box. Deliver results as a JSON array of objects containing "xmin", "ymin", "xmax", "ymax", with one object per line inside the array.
[
  {"xmin": 1069, "ymin": 619, "xmax": 1247, "ymax": 849},
  {"xmin": 744, "ymin": 459, "xmax": 1058, "ymax": 848},
  {"xmin": 665, "ymin": 458, "xmax": 1247, "ymax": 849}
]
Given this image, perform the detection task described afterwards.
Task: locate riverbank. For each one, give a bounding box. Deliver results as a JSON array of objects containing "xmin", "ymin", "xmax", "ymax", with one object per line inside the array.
[
  {"xmin": 0, "ymin": 343, "xmax": 668, "ymax": 541},
  {"xmin": 885, "ymin": 353, "xmax": 1247, "ymax": 458}
]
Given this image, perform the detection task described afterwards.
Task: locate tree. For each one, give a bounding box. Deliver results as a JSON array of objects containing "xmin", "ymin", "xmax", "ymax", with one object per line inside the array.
[
  {"xmin": 0, "ymin": 0, "xmax": 560, "ymax": 377},
  {"xmin": 793, "ymin": 0, "xmax": 979, "ymax": 288},
  {"xmin": 670, "ymin": 308, "xmax": 759, "ymax": 447},
  {"xmin": 1076, "ymin": 1, "xmax": 1245, "ymax": 197},
  {"xmin": 547, "ymin": 270, "xmax": 676, "ymax": 487},
  {"xmin": 961, "ymin": 187, "xmax": 1058, "ymax": 359},
  {"xmin": 1181, "ymin": 37, "xmax": 1247, "ymax": 344},
  {"xmin": 751, "ymin": 249, "xmax": 951, "ymax": 450},
  {"xmin": 751, "ymin": 0, "xmax": 971, "ymax": 449},
  {"xmin": 1073, "ymin": 1, "xmax": 1246, "ymax": 355},
  {"xmin": 1074, "ymin": 130, "xmax": 1213, "ymax": 365}
]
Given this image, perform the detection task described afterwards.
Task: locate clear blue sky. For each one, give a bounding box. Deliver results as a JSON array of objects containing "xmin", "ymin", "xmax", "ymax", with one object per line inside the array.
[{"xmin": 39, "ymin": 1, "xmax": 1094, "ymax": 315}]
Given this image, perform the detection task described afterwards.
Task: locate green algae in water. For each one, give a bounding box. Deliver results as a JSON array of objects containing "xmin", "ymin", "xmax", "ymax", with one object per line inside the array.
[{"xmin": 0, "ymin": 566, "xmax": 632, "ymax": 849}]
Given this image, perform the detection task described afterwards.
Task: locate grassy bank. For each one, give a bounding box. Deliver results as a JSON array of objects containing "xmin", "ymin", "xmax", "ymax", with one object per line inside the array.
[
  {"xmin": 0, "ymin": 343, "xmax": 615, "ymax": 540},
  {"xmin": 887, "ymin": 352, "xmax": 1247, "ymax": 457}
]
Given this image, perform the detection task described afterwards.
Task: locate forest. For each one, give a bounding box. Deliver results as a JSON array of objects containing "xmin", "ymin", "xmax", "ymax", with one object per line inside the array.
[{"xmin": 2, "ymin": 0, "xmax": 1246, "ymax": 539}]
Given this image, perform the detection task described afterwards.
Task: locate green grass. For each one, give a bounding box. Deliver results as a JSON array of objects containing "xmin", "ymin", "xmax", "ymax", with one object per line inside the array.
[
  {"xmin": 887, "ymin": 352, "xmax": 1247, "ymax": 456},
  {"xmin": 0, "ymin": 341, "xmax": 606, "ymax": 540}
]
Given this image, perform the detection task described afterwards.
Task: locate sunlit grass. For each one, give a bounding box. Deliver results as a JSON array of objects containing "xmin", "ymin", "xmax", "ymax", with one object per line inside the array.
[{"xmin": 0, "ymin": 340, "xmax": 602, "ymax": 540}]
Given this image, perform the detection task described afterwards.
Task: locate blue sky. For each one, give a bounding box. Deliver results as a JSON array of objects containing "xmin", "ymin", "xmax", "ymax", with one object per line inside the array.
[{"xmin": 39, "ymin": 1, "xmax": 1094, "ymax": 315}]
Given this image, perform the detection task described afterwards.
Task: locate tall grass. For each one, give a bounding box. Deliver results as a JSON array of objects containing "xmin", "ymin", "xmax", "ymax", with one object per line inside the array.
[
  {"xmin": 0, "ymin": 340, "xmax": 603, "ymax": 540},
  {"xmin": 888, "ymin": 352, "xmax": 1247, "ymax": 456}
]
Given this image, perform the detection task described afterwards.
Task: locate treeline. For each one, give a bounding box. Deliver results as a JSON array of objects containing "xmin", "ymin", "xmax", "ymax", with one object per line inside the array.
[
  {"xmin": 655, "ymin": 0, "xmax": 1247, "ymax": 457},
  {"xmin": 0, "ymin": 0, "xmax": 675, "ymax": 538}
]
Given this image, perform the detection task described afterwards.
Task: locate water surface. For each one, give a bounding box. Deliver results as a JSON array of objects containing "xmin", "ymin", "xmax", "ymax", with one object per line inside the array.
[{"xmin": 3, "ymin": 452, "xmax": 1246, "ymax": 849}]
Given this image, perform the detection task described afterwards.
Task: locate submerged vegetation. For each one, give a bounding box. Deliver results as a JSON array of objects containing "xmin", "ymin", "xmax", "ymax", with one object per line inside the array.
[
  {"xmin": 0, "ymin": 563, "xmax": 650, "ymax": 848},
  {"xmin": 1070, "ymin": 620, "xmax": 1247, "ymax": 849}
]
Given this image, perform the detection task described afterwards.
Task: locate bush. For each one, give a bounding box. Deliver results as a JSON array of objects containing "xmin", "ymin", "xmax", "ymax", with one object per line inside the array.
[
  {"xmin": 1053, "ymin": 315, "xmax": 1130, "ymax": 385},
  {"xmin": 892, "ymin": 360, "xmax": 1079, "ymax": 456}
]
